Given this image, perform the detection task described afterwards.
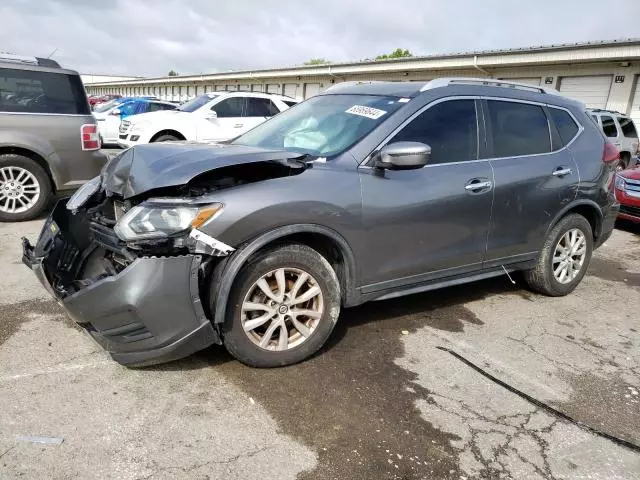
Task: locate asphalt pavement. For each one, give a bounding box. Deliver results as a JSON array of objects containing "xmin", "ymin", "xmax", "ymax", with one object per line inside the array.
[{"xmin": 0, "ymin": 210, "xmax": 639, "ymax": 479}]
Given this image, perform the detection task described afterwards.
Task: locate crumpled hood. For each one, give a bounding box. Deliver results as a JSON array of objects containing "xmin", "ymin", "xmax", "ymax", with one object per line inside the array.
[{"xmin": 103, "ymin": 142, "xmax": 306, "ymax": 198}]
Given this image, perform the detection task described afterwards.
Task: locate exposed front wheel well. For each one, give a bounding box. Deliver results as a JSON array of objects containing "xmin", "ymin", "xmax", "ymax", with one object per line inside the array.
[
  {"xmin": 0, "ymin": 146, "xmax": 55, "ymax": 192},
  {"xmin": 149, "ymin": 130, "xmax": 186, "ymax": 142}
]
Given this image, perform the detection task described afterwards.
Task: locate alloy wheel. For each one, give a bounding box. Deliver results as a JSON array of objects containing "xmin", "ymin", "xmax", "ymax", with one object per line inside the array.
[
  {"xmin": 241, "ymin": 268, "xmax": 324, "ymax": 351},
  {"xmin": 0, "ymin": 166, "xmax": 41, "ymax": 214},
  {"xmin": 552, "ymin": 228, "xmax": 587, "ymax": 284}
]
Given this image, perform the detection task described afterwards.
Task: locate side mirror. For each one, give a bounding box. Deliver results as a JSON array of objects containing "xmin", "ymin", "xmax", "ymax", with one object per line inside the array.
[
  {"xmin": 206, "ymin": 110, "xmax": 218, "ymax": 119},
  {"xmin": 110, "ymin": 108, "xmax": 121, "ymax": 116},
  {"xmin": 375, "ymin": 141, "xmax": 431, "ymax": 170}
]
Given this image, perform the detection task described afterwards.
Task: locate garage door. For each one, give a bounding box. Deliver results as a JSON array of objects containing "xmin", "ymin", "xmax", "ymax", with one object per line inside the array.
[
  {"xmin": 629, "ymin": 76, "xmax": 640, "ymax": 128},
  {"xmin": 304, "ymin": 83, "xmax": 321, "ymax": 99},
  {"xmin": 267, "ymin": 84, "xmax": 280, "ymax": 94},
  {"xmin": 284, "ymin": 83, "xmax": 301, "ymax": 100},
  {"xmin": 559, "ymin": 75, "xmax": 612, "ymax": 108},
  {"xmin": 502, "ymin": 77, "xmax": 541, "ymax": 86}
]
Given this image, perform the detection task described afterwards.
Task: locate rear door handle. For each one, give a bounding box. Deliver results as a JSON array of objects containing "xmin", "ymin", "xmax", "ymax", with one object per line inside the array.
[
  {"xmin": 464, "ymin": 179, "xmax": 492, "ymax": 192},
  {"xmin": 234, "ymin": 124, "xmax": 244, "ymax": 128},
  {"xmin": 552, "ymin": 167, "xmax": 572, "ymax": 177}
]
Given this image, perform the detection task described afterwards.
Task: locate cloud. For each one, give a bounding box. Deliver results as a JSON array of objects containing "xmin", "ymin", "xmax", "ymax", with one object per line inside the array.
[{"xmin": 1, "ymin": 0, "xmax": 639, "ymax": 76}]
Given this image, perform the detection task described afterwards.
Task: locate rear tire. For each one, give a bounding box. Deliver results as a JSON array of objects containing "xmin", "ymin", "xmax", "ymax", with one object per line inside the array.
[
  {"xmin": 0, "ymin": 154, "xmax": 52, "ymax": 222},
  {"xmin": 222, "ymin": 244, "xmax": 341, "ymax": 368},
  {"xmin": 152, "ymin": 134, "xmax": 180, "ymax": 142},
  {"xmin": 524, "ymin": 214, "xmax": 593, "ymax": 296}
]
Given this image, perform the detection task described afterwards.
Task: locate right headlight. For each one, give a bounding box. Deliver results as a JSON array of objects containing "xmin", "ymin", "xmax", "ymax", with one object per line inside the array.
[{"xmin": 114, "ymin": 201, "xmax": 223, "ymax": 241}]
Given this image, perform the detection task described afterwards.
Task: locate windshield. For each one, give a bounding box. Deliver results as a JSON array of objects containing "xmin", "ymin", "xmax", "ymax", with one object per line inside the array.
[
  {"xmin": 232, "ymin": 94, "xmax": 405, "ymax": 157},
  {"xmin": 94, "ymin": 98, "xmax": 124, "ymax": 113},
  {"xmin": 178, "ymin": 94, "xmax": 218, "ymax": 112}
]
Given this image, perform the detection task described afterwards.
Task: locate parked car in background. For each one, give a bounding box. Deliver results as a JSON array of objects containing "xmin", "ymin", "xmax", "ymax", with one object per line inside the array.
[
  {"xmin": 615, "ymin": 166, "xmax": 640, "ymax": 223},
  {"xmin": 23, "ymin": 78, "xmax": 618, "ymax": 367},
  {"xmin": 0, "ymin": 54, "xmax": 107, "ymax": 221},
  {"xmin": 89, "ymin": 94, "xmax": 122, "ymax": 109},
  {"xmin": 589, "ymin": 109, "xmax": 639, "ymax": 170},
  {"xmin": 93, "ymin": 98, "xmax": 176, "ymax": 145},
  {"xmin": 117, "ymin": 91, "xmax": 297, "ymax": 147}
]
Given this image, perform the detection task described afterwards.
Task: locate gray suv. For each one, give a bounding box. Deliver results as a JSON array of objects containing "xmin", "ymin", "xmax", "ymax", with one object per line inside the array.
[
  {"xmin": 0, "ymin": 54, "xmax": 107, "ymax": 221},
  {"xmin": 23, "ymin": 78, "xmax": 619, "ymax": 368}
]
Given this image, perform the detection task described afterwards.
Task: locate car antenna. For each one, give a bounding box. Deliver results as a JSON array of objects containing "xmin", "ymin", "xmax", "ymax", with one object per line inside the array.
[{"xmin": 501, "ymin": 265, "xmax": 516, "ymax": 285}]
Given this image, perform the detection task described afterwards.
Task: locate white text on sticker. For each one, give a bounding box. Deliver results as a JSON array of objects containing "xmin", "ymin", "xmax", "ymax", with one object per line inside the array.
[{"xmin": 345, "ymin": 105, "xmax": 387, "ymax": 120}]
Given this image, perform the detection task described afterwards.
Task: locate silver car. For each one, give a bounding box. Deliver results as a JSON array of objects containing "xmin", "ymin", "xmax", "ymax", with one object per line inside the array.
[{"xmin": 0, "ymin": 54, "xmax": 107, "ymax": 221}]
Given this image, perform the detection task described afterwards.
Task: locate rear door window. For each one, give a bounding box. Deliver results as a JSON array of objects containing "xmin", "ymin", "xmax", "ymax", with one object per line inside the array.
[
  {"xmin": 212, "ymin": 97, "xmax": 244, "ymax": 118},
  {"xmin": 617, "ymin": 116, "xmax": 638, "ymax": 138},
  {"xmin": 0, "ymin": 67, "xmax": 89, "ymax": 115},
  {"xmin": 487, "ymin": 100, "xmax": 551, "ymax": 157},
  {"xmin": 548, "ymin": 108, "xmax": 580, "ymax": 146},
  {"xmin": 245, "ymin": 97, "xmax": 280, "ymax": 117},
  {"xmin": 389, "ymin": 99, "xmax": 478, "ymax": 164},
  {"xmin": 148, "ymin": 102, "xmax": 173, "ymax": 112},
  {"xmin": 601, "ymin": 115, "xmax": 618, "ymax": 137}
]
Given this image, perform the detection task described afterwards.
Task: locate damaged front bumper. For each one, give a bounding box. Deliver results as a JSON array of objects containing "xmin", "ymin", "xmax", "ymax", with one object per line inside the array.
[{"xmin": 22, "ymin": 200, "xmax": 222, "ymax": 367}]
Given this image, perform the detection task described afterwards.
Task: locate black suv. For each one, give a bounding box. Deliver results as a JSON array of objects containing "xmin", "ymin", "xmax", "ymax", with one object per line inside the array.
[{"xmin": 23, "ymin": 78, "xmax": 620, "ymax": 368}]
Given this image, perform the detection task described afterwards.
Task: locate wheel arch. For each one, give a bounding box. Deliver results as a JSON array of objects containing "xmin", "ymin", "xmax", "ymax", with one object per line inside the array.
[
  {"xmin": 545, "ymin": 200, "xmax": 603, "ymax": 244},
  {"xmin": 0, "ymin": 146, "xmax": 56, "ymax": 193},
  {"xmin": 149, "ymin": 129, "xmax": 186, "ymax": 142},
  {"xmin": 210, "ymin": 224, "xmax": 359, "ymax": 325}
]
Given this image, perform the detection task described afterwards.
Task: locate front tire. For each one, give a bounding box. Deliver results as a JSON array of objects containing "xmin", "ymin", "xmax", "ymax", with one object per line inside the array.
[
  {"xmin": 152, "ymin": 134, "xmax": 179, "ymax": 142},
  {"xmin": 524, "ymin": 214, "xmax": 593, "ymax": 296},
  {"xmin": 0, "ymin": 154, "xmax": 51, "ymax": 222},
  {"xmin": 222, "ymin": 244, "xmax": 341, "ymax": 368}
]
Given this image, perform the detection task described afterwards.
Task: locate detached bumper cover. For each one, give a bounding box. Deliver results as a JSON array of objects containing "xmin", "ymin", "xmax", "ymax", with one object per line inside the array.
[{"xmin": 22, "ymin": 201, "xmax": 219, "ymax": 367}]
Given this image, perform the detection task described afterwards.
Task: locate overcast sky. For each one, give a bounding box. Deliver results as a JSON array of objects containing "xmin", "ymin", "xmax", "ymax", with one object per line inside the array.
[{"xmin": 2, "ymin": 0, "xmax": 640, "ymax": 77}]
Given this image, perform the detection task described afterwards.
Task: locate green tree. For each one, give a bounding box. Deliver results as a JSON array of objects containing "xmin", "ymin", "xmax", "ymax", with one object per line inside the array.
[
  {"xmin": 303, "ymin": 58, "xmax": 331, "ymax": 65},
  {"xmin": 168, "ymin": 70, "xmax": 179, "ymax": 76},
  {"xmin": 375, "ymin": 48, "xmax": 413, "ymax": 60}
]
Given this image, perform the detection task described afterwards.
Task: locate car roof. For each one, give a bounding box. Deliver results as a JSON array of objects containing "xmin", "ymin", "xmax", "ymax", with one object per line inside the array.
[
  {"xmin": 588, "ymin": 108, "xmax": 631, "ymax": 118},
  {"xmin": 320, "ymin": 78, "xmax": 587, "ymax": 110},
  {"xmin": 210, "ymin": 91, "xmax": 297, "ymax": 101}
]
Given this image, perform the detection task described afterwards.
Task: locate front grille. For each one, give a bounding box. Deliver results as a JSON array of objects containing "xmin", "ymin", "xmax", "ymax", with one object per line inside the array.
[
  {"xmin": 625, "ymin": 178, "xmax": 640, "ymax": 194},
  {"xmin": 620, "ymin": 204, "xmax": 640, "ymax": 217}
]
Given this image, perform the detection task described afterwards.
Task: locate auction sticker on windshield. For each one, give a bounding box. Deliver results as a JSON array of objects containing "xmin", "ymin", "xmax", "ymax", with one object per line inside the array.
[{"xmin": 345, "ymin": 105, "xmax": 387, "ymax": 120}]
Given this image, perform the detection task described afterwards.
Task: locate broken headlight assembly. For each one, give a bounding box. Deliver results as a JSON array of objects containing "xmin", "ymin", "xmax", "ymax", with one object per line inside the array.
[{"xmin": 114, "ymin": 200, "xmax": 223, "ymax": 242}]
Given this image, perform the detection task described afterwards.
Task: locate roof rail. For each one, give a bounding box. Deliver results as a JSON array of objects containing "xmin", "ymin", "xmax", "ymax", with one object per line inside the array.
[
  {"xmin": 421, "ymin": 77, "xmax": 560, "ymax": 95},
  {"xmin": 588, "ymin": 108, "xmax": 625, "ymax": 115},
  {"xmin": 0, "ymin": 53, "xmax": 60, "ymax": 68}
]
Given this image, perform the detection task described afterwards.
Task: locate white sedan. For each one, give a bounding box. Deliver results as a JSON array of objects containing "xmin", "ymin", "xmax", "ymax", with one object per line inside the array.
[{"xmin": 117, "ymin": 92, "xmax": 298, "ymax": 147}]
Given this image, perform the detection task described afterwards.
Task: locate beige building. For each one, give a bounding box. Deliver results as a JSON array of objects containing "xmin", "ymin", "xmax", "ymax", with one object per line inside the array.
[{"xmin": 85, "ymin": 38, "xmax": 640, "ymax": 126}]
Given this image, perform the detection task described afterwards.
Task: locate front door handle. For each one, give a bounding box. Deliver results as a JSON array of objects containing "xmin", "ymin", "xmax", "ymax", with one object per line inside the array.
[
  {"xmin": 234, "ymin": 123, "xmax": 244, "ymax": 128},
  {"xmin": 552, "ymin": 167, "xmax": 572, "ymax": 177},
  {"xmin": 464, "ymin": 179, "xmax": 492, "ymax": 192}
]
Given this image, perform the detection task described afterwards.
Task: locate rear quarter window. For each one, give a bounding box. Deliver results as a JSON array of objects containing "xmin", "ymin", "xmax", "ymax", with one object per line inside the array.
[
  {"xmin": 600, "ymin": 115, "xmax": 618, "ymax": 138},
  {"xmin": 548, "ymin": 108, "xmax": 580, "ymax": 146},
  {"xmin": 617, "ymin": 116, "xmax": 638, "ymax": 139},
  {"xmin": 0, "ymin": 67, "xmax": 89, "ymax": 115}
]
